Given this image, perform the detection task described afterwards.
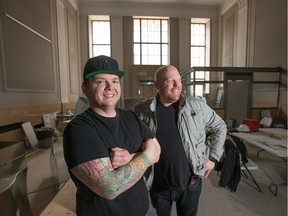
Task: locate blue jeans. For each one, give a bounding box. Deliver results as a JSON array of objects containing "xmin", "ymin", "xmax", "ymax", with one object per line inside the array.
[{"xmin": 150, "ymin": 177, "xmax": 202, "ymax": 216}]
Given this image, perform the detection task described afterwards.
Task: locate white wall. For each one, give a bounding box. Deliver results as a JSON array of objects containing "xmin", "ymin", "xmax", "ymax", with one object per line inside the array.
[{"xmin": 77, "ymin": 0, "xmax": 236, "ymax": 72}]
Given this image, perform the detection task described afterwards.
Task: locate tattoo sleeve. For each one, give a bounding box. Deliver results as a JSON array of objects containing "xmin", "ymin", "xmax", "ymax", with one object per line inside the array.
[{"xmin": 71, "ymin": 153, "xmax": 150, "ymax": 200}]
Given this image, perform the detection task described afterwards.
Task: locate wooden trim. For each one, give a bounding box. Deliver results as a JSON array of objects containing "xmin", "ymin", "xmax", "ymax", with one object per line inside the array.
[{"xmin": 0, "ymin": 103, "xmax": 62, "ymax": 127}]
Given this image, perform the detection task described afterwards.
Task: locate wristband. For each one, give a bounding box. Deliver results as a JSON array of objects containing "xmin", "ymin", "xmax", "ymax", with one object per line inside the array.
[{"xmin": 209, "ymin": 156, "xmax": 218, "ymax": 164}]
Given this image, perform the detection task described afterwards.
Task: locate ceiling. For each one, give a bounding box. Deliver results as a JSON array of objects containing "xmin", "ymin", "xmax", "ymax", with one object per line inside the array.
[
  {"xmin": 74, "ymin": 0, "xmax": 236, "ymax": 15},
  {"xmin": 77, "ymin": 0, "xmax": 227, "ymax": 6}
]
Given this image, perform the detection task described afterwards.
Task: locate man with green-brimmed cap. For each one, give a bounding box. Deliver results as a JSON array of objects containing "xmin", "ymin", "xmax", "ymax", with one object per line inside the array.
[{"xmin": 63, "ymin": 55, "xmax": 161, "ymax": 216}]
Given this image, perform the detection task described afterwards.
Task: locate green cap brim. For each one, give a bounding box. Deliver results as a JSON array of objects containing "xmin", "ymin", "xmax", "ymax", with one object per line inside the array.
[{"xmin": 84, "ymin": 70, "xmax": 124, "ymax": 79}]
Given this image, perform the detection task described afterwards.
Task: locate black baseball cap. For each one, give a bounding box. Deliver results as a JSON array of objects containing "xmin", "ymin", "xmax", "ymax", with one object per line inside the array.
[{"xmin": 83, "ymin": 55, "xmax": 124, "ymax": 80}]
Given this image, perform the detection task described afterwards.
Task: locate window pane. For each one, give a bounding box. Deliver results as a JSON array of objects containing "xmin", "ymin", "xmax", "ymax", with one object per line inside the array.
[
  {"xmin": 141, "ymin": 20, "xmax": 148, "ymax": 42},
  {"xmin": 92, "ymin": 18, "xmax": 111, "ymax": 57},
  {"xmin": 162, "ymin": 20, "xmax": 168, "ymax": 43},
  {"xmin": 162, "ymin": 20, "xmax": 168, "ymax": 32},
  {"xmin": 195, "ymin": 85, "xmax": 203, "ymax": 97},
  {"xmin": 93, "ymin": 45, "xmax": 110, "ymax": 57},
  {"xmin": 134, "ymin": 44, "xmax": 141, "ymax": 64},
  {"xmin": 191, "ymin": 23, "xmax": 205, "ymax": 46},
  {"xmin": 191, "ymin": 47, "xmax": 205, "ymax": 67},
  {"xmin": 133, "ymin": 17, "xmax": 169, "ymax": 65},
  {"xmin": 141, "ymin": 20, "xmax": 161, "ymax": 43},
  {"xmin": 134, "ymin": 19, "xmax": 140, "ymax": 42},
  {"xmin": 162, "ymin": 44, "xmax": 168, "ymax": 65},
  {"xmin": 142, "ymin": 44, "xmax": 161, "ymax": 64},
  {"xmin": 92, "ymin": 21, "xmax": 110, "ymax": 44},
  {"xmin": 195, "ymin": 71, "xmax": 205, "ymax": 80}
]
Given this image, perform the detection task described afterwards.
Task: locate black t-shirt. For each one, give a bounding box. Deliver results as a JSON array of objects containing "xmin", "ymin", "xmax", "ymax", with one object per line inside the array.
[
  {"xmin": 152, "ymin": 101, "xmax": 191, "ymax": 192},
  {"xmin": 63, "ymin": 108, "xmax": 154, "ymax": 216}
]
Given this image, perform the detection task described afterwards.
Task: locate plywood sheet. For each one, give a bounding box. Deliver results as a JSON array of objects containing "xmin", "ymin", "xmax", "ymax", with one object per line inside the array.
[{"xmin": 21, "ymin": 122, "xmax": 38, "ymax": 148}]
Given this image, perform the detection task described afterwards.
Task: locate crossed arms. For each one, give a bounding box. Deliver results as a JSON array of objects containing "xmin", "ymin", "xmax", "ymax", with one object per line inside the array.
[{"xmin": 71, "ymin": 138, "xmax": 160, "ymax": 200}]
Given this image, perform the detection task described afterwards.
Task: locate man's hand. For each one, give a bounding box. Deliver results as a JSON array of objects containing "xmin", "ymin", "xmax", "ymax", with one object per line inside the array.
[
  {"xmin": 110, "ymin": 147, "xmax": 135, "ymax": 169},
  {"xmin": 109, "ymin": 138, "xmax": 161, "ymax": 169},
  {"xmin": 203, "ymin": 159, "xmax": 215, "ymax": 179},
  {"xmin": 141, "ymin": 138, "xmax": 161, "ymax": 166}
]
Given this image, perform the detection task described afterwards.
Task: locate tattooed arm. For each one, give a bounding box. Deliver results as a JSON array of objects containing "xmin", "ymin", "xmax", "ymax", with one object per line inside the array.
[{"xmin": 71, "ymin": 138, "xmax": 160, "ymax": 200}]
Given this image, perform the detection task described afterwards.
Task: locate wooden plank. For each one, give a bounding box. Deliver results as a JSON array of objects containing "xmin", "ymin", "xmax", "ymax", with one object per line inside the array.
[
  {"xmin": 0, "ymin": 103, "xmax": 62, "ymax": 127},
  {"xmin": 40, "ymin": 179, "xmax": 76, "ymax": 216}
]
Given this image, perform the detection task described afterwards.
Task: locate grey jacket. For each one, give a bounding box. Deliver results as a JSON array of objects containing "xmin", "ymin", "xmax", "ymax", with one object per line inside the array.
[{"xmin": 135, "ymin": 95, "xmax": 227, "ymax": 181}]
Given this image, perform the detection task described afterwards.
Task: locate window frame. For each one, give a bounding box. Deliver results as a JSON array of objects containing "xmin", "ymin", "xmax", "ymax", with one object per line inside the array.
[
  {"xmin": 133, "ymin": 16, "xmax": 169, "ymax": 65},
  {"xmin": 89, "ymin": 15, "xmax": 111, "ymax": 57},
  {"xmin": 189, "ymin": 18, "xmax": 211, "ymax": 97}
]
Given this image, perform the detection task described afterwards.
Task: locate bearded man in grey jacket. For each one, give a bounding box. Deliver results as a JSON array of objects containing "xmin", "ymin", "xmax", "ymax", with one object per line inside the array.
[{"xmin": 134, "ymin": 65, "xmax": 227, "ymax": 216}]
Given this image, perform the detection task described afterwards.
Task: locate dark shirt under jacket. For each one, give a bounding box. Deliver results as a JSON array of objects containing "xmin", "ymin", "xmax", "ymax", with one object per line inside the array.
[{"xmin": 152, "ymin": 100, "xmax": 192, "ymax": 193}]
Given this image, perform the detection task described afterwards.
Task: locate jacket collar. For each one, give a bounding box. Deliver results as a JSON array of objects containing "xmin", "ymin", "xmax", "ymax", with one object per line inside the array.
[{"xmin": 150, "ymin": 93, "xmax": 186, "ymax": 111}]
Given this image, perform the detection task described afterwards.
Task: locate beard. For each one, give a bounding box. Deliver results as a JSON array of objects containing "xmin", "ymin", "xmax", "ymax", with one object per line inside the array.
[{"xmin": 163, "ymin": 89, "xmax": 181, "ymax": 103}]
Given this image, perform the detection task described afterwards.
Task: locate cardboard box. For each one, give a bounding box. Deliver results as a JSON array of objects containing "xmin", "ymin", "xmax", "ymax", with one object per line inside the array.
[{"xmin": 243, "ymin": 119, "xmax": 260, "ymax": 132}]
